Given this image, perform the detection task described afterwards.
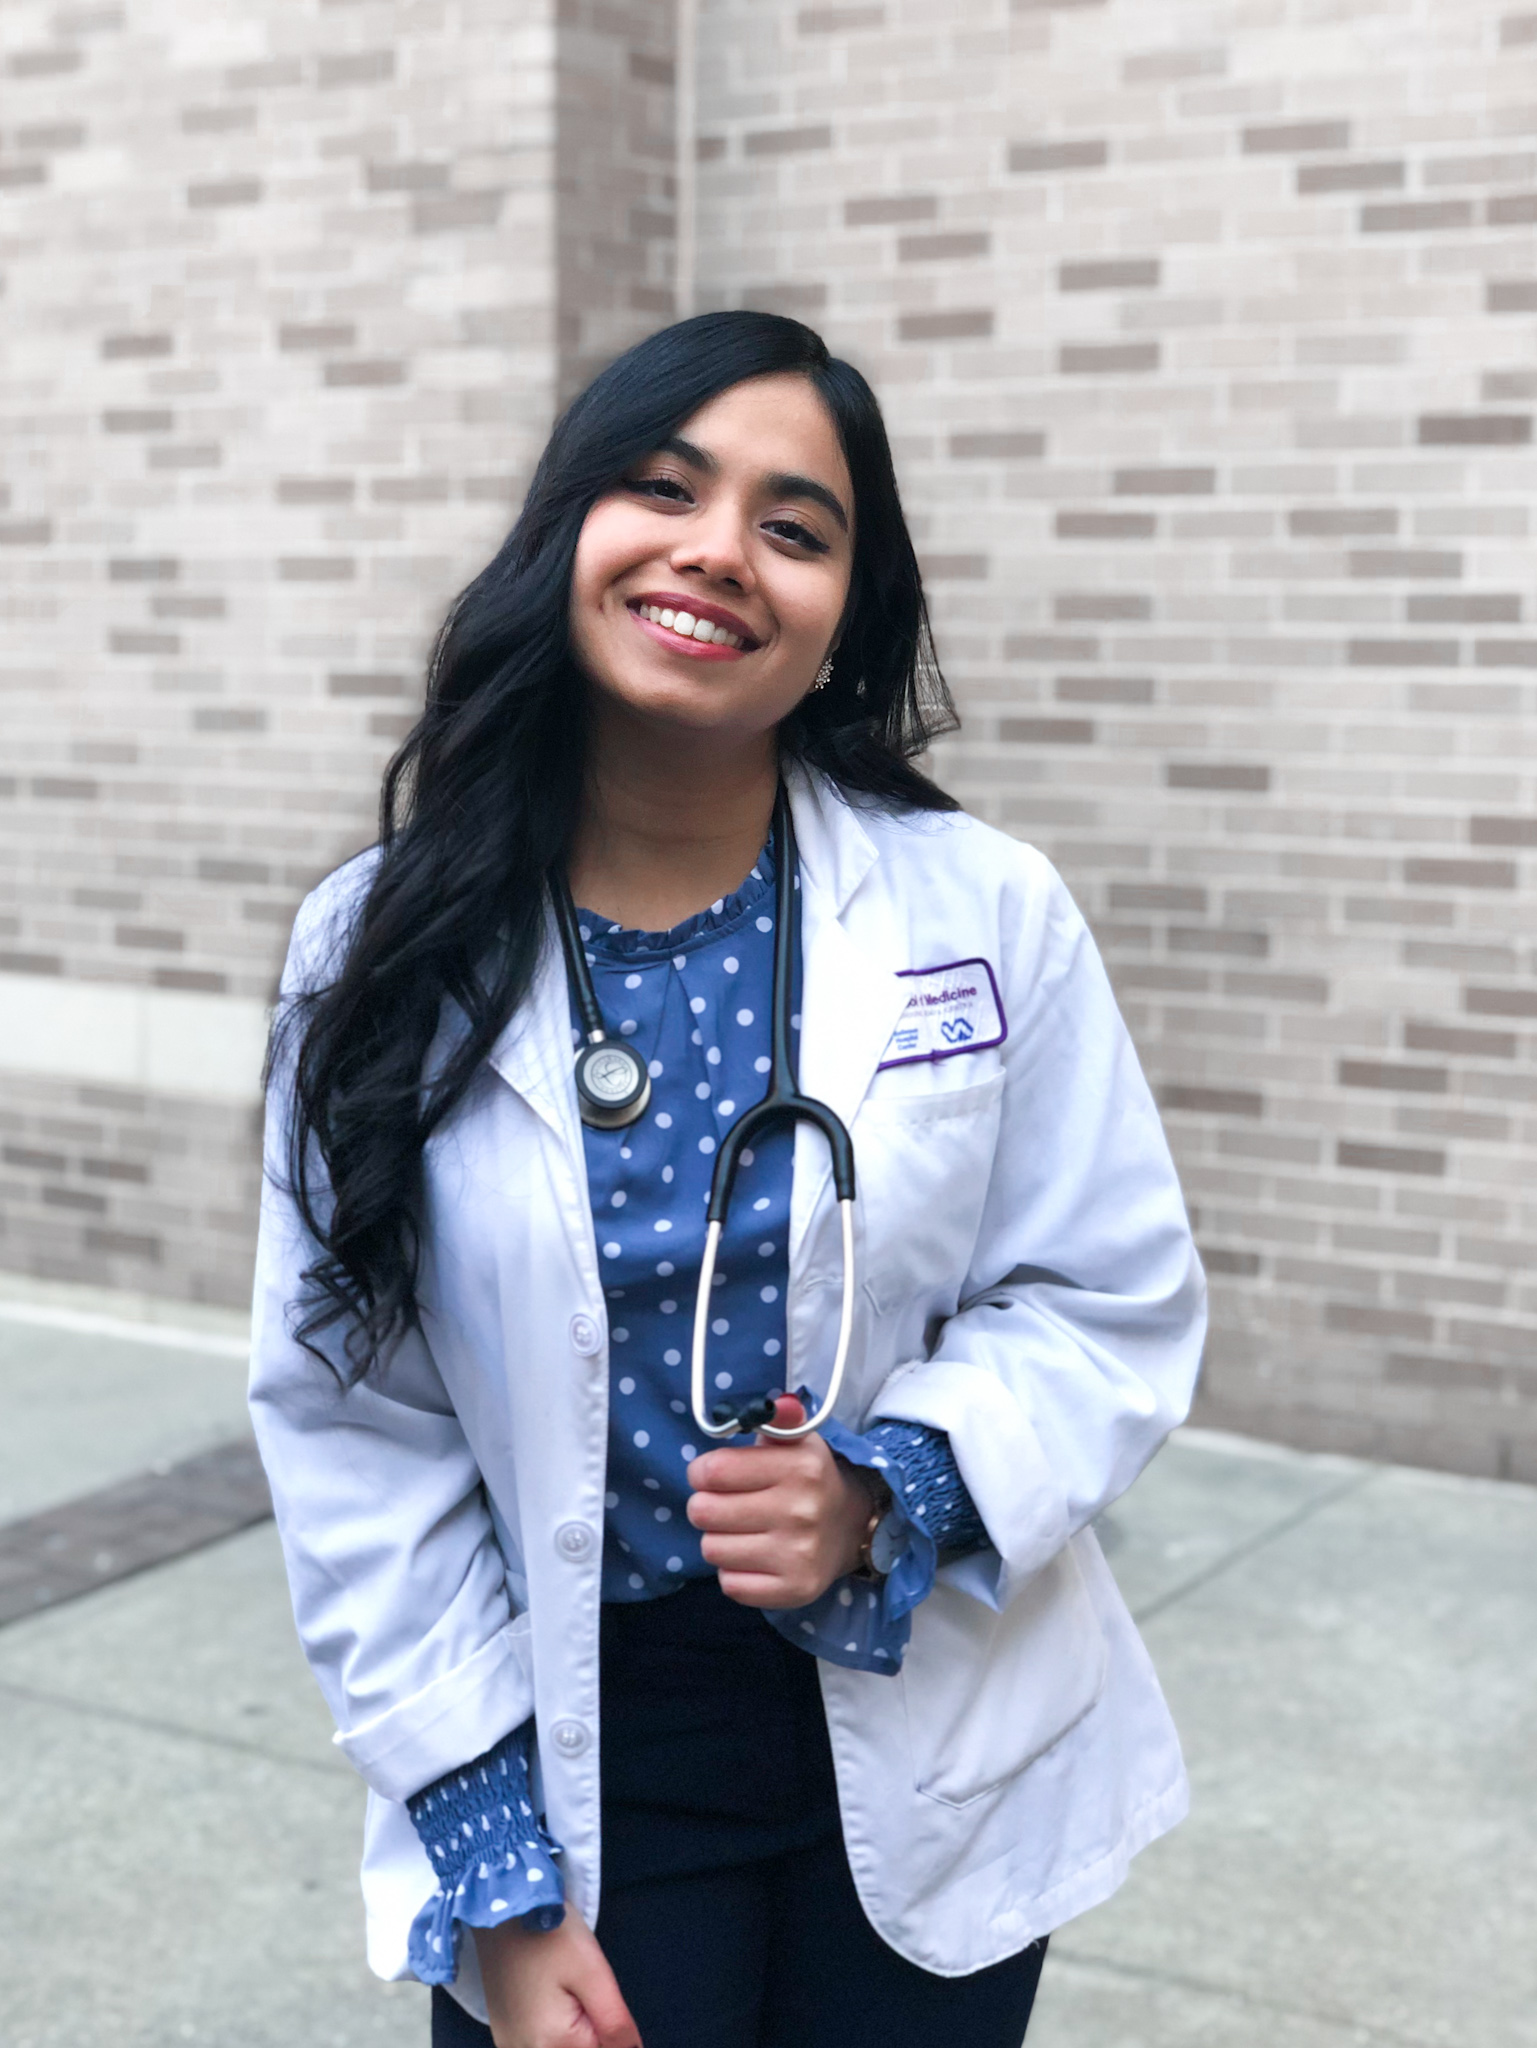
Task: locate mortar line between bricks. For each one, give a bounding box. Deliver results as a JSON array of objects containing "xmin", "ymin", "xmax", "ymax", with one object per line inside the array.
[
  {"xmin": 0, "ymin": 1674, "xmax": 347, "ymax": 1778},
  {"xmin": 1130, "ymin": 1466, "xmax": 1383, "ymax": 1626},
  {"xmin": 1051, "ymin": 1945, "xmax": 1450, "ymax": 2048}
]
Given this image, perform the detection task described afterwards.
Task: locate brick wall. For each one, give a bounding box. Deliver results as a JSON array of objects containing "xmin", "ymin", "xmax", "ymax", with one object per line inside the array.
[
  {"xmin": 693, "ymin": 0, "xmax": 1537, "ymax": 1479},
  {"xmin": 0, "ymin": 0, "xmax": 666, "ymax": 1302},
  {"xmin": 3, "ymin": 0, "xmax": 1533, "ymax": 1478}
]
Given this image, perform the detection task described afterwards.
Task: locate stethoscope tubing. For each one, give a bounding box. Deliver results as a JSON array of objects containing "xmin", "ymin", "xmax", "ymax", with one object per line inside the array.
[{"xmin": 553, "ymin": 782, "xmax": 858, "ymax": 1444}]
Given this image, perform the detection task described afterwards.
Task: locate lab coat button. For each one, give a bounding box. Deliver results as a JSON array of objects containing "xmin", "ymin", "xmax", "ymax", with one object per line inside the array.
[
  {"xmin": 569, "ymin": 1314, "xmax": 601, "ymax": 1355},
  {"xmin": 550, "ymin": 1719, "xmax": 589, "ymax": 1756},
  {"xmin": 555, "ymin": 1521, "xmax": 594, "ymax": 1561}
]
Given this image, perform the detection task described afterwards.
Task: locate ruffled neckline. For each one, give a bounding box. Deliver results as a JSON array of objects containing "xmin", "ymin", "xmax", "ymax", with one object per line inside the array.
[{"xmin": 574, "ymin": 839, "xmax": 776, "ymax": 963}]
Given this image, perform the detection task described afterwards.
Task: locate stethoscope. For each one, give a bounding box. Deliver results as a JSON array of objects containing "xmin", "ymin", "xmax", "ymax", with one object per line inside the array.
[{"xmin": 550, "ymin": 786, "xmax": 856, "ymax": 1442}]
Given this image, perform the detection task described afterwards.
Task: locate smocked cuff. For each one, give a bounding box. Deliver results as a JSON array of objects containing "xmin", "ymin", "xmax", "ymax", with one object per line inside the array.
[
  {"xmin": 864, "ymin": 1418, "xmax": 988, "ymax": 1555},
  {"xmin": 404, "ymin": 1724, "xmax": 565, "ymax": 1987},
  {"xmin": 761, "ymin": 1408, "xmax": 938, "ymax": 1675}
]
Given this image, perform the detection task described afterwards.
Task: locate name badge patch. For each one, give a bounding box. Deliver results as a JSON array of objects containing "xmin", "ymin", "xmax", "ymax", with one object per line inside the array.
[{"xmin": 879, "ymin": 958, "xmax": 1007, "ymax": 1069}]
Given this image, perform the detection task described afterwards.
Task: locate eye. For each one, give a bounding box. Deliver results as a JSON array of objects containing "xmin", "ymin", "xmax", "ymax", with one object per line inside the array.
[
  {"xmin": 763, "ymin": 517, "xmax": 830, "ymax": 555},
  {"xmin": 624, "ymin": 473, "xmax": 693, "ymax": 505}
]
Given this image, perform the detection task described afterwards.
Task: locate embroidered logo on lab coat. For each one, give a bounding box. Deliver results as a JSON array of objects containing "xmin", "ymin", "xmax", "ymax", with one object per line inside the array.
[{"xmin": 878, "ymin": 958, "xmax": 1007, "ymax": 1069}]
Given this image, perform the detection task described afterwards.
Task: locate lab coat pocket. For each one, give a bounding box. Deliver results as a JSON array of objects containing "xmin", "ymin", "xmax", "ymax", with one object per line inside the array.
[
  {"xmin": 856, "ymin": 1072, "xmax": 1005, "ymax": 1319},
  {"xmin": 900, "ymin": 1537, "xmax": 1109, "ymax": 1808}
]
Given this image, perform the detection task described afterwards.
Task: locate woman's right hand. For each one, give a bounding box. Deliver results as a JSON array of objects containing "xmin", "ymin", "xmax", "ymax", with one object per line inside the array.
[{"xmin": 473, "ymin": 1910, "xmax": 642, "ymax": 2048}]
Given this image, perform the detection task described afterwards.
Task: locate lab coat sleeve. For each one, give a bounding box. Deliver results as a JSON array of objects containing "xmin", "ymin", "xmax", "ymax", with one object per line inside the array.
[
  {"xmin": 869, "ymin": 852, "xmax": 1207, "ymax": 1612},
  {"xmin": 248, "ymin": 867, "xmax": 534, "ymax": 1805}
]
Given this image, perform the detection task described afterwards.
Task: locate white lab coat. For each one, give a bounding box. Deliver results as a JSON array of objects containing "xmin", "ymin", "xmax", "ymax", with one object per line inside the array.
[{"xmin": 249, "ymin": 766, "xmax": 1206, "ymax": 2020}]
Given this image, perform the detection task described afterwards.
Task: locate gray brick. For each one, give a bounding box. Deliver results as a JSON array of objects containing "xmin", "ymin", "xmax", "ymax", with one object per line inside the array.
[
  {"xmin": 323, "ymin": 360, "xmax": 407, "ymax": 387},
  {"xmin": 1405, "ymin": 858, "xmax": 1517, "ymax": 889},
  {"xmin": 1348, "ymin": 550, "xmax": 1460, "ymax": 579},
  {"xmin": 1338, "ymin": 1060, "xmax": 1448, "ymax": 1093},
  {"xmin": 1290, "ymin": 507, "xmax": 1397, "ymax": 537},
  {"xmin": 1418, "ymin": 414, "xmax": 1532, "ymax": 446},
  {"xmin": 328, "ymin": 672, "xmax": 408, "ymax": 697},
  {"xmin": 1469, "ymin": 815, "xmax": 1537, "ymax": 847},
  {"xmin": 949, "ymin": 431, "xmax": 1044, "ymax": 459},
  {"xmin": 413, "ymin": 192, "xmax": 504, "ymax": 234},
  {"xmin": 999, "ymin": 718, "xmax": 1096, "ymax": 745},
  {"xmin": 108, "ymin": 558, "xmax": 177, "ymax": 581},
  {"xmin": 1166, "ymin": 763, "xmax": 1270, "ymax": 792},
  {"xmin": 1061, "ymin": 342, "xmax": 1160, "ymax": 374},
  {"xmin": 102, "ymin": 409, "xmax": 172, "ymax": 433},
  {"xmin": 1054, "ymin": 592, "xmax": 1151, "ymax": 621},
  {"xmin": 844, "ymin": 194, "xmax": 936, "ymax": 225},
  {"xmin": 923, "ymin": 554, "xmax": 988, "ymax": 579},
  {"xmin": 101, "ymin": 332, "xmax": 172, "ymax": 359},
  {"xmin": 1404, "ymin": 1021, "xmax": 1517, "ymax": 1058},
  {"xmin": 798, "ymin": 4, "xmax": 884, "ymax": 26},
  {"xmin": 187, "ymin": 177, "xmax": 262, "ymax": 208},
  {"xmin": 366, "ymin": 161, "xmax": 450, "ymax": 194},
  {"xmin": 1162, "ymin": 1085, "xmax": 1263, "ymax": 1116},
  {"xmin": 1114, "ymin": 467, "xmax": 1215, "ymax": 495},
  {"xmin": 1488, "ymin": 192, "xmax": 1537, "ymax": 224},
  {"xmin": 744, "ymin": 124, "xmax": 832, "ymax": 156},
  {"xmin": 1009, "ymin": 140, "xmax": 1108, "ymax": 174},
  {"xmin": 898, "ymin": 232, "xmax": 990, "ymax": 262},
  {"xmin": 742, "ymin": 282, "xmax": 828, "ymax": 313},
  {"xmin": 1055, "ymin": 511, "xmax": 1156, "ymax": 539},
  {"xmin": 1243, "ymin": 119, "xmax": 1351, "ymax": 155},
  {"xmin": 1297, "ymin": 160, "xmax": 1404, "ymax": 194},
  {"xmin": 277, "ymin": 558, "xmax": 355, "ymax": 581},
  {"xmin": 1337, "ymin": 1141, "xmax": 1445, "ymax": 1177},
  {"xmin": 316, "ymin": 50, "xmax": 394, "ymax": 87},
  {"xmin": 279, "ymin": 323, "xmax": 357, "ymax": 352},
  {"xmin": 1488, "ymin": 280, "xmax": 1537, "ymax": 313},
  {"xmin": 1361, "ymin": 200, "xmax": 1474, "ymax": 232},
  {"xmin": 897, "ymin": 309, "xmax": 993, "ymax": 342},
  {"xmin": 1474, "ymin": 639, "xmax": 1537, "ymax": 667},
  {"xmin": 1056, "ymin": 675, "xmax": 1153, "ymax": 703},
  {"xmin": 1347, "ymin": 639, "xmax": 1459, "ymax": 667},
  {"xmin": 1059, "ymin": 258, "xmax": 1160, "ymax": 291},
  {"xmin": 1407, "ymin": 594, "xmax": 1520, "ymax": 623}
]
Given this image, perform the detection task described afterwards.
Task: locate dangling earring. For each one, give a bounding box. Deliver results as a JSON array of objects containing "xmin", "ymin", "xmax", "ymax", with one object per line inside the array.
[{"xmin": 811, "ymin": 656, "xmax": 834, "ymax": 693}]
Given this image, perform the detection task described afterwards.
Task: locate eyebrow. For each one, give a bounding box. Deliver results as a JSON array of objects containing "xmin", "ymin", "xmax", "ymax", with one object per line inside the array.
[{"xmin": 655, "ymin": 434, "xmax": 850, "ymax": 535}]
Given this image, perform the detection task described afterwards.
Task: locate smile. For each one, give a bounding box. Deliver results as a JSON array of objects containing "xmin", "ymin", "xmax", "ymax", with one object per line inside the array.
[{"xmin": 627, "ymin": 595, "xmax": 758, "ymax": 658}]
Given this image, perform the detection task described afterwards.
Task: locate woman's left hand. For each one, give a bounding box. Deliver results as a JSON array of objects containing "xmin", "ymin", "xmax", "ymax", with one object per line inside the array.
[{"xmin": 686, "ymin": 1397, "xmax": 884, "ymax": 1608}]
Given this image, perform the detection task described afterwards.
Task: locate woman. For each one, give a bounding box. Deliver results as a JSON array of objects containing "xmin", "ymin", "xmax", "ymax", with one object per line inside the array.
[{"xmin": 251, "ymin": 312, "xmax": 1205, "ymax": 2048}]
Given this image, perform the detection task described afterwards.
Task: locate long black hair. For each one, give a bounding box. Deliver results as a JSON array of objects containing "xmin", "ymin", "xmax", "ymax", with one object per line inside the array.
[{"xmin": 276, "ymin": 311, "xmax": 958, "ymax": 1382}]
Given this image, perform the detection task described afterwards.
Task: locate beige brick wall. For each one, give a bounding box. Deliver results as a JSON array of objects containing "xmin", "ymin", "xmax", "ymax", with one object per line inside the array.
[
  {"xmin": 694, "ymin": 0, "xmax": 1537, "ymax": 1479},
  {"xmin": 3, "ymin": 0, "xmax": 1533, "ymax": 1478}
]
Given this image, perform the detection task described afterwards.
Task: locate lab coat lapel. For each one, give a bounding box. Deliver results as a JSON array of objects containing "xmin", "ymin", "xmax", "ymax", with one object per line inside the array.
[
  {"xmin": 788, "ymin": 774, "xmax": 911, "ymax": 1258},
  {"xmin": 486, "ymin": 911, "xmax": 583, "ymax": 1154}
]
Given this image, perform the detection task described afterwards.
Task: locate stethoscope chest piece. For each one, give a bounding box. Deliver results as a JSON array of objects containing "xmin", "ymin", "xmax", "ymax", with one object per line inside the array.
[{"xmin": 574, "ymin": 1037, "xmax": 651, "ymax": 1129}]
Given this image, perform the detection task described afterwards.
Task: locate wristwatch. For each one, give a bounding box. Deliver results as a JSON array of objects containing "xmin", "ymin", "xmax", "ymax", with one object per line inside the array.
[{"xmin": 850, "ymin": 1467, "xmax": 903, "ymax": 1582}]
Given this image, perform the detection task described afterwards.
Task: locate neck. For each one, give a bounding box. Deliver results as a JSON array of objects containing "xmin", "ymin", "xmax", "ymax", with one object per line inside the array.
[{"xmin": 567, "ymin": 706, "xmax": 780, "ymax": 931}]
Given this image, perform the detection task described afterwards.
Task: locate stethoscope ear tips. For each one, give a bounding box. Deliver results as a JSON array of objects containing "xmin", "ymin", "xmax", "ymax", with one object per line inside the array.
[{"xmin": 574, "ymin": 1038, "xmax": 651, "ymax": 1129}]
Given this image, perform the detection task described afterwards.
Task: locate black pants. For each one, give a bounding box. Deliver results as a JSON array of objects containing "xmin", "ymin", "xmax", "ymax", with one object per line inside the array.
[{"xmin": 430, "ymin": 1579, "xmax": 1046, "ymax": 2048}]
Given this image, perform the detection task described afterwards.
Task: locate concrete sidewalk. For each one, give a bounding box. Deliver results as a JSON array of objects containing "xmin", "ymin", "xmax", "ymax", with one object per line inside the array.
[{"xmin": 0, "ymin": 1294, "xmax": 1531, "ymax": 2048}]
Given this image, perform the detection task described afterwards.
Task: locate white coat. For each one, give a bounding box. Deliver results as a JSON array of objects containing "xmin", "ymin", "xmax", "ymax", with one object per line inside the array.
[{"xmin": 249, "ymin": 766, "xmax": 1206, "ymax": 2023}]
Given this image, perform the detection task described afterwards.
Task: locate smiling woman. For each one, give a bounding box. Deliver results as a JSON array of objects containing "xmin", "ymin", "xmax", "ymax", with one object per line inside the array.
[{"xmin": 250, "ymin": 313, "xmax": 1206, "ymax": 2048}]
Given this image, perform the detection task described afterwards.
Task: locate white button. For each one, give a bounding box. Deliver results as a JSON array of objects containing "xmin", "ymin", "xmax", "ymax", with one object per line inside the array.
[
  {"xmin": 555, "ymin": 1521, "xmax": 594, "ymax": 1561},
  {"xmin": 569, "ymin": 1314, "xmax": 600, "ymax": 1355},
  {"xmin": 550, "ymin": 1719, "xmax": 589, "ymax": 1756}
]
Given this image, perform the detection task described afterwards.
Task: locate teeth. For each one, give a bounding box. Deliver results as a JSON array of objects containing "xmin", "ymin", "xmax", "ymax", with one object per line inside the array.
[{"xmin": 638, "ymin": 604, "xmax": 742, "ymax": 649}]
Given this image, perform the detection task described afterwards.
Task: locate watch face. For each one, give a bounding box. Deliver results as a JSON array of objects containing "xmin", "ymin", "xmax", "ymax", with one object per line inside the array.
[{"xmin": 869, "ymin": 1513, "xmax": 904, "ymax": 1576}]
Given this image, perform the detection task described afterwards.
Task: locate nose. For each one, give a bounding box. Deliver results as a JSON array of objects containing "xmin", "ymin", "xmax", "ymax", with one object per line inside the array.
[{"xmin": 668, "ymin": 497, "xmax": 755, "ymax": 594}]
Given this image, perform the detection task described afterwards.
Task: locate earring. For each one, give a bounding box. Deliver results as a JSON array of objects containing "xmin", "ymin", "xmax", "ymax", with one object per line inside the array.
[{"xmin": 811, "ymin": 657, "xmax": 834, "ymax": 693}]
